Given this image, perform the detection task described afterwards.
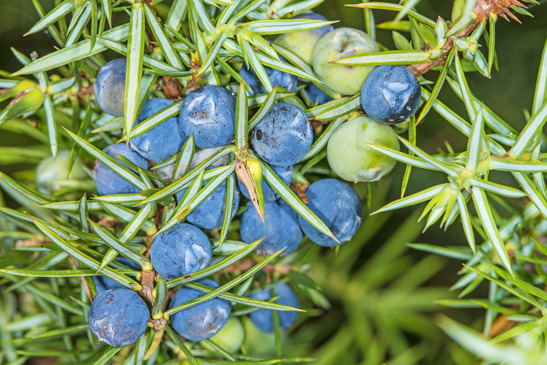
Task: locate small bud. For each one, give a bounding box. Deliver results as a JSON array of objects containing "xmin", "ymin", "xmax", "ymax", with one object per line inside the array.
[{"xmin": 235, "ymin": 158, "xmax": 265, "ymax": 222}]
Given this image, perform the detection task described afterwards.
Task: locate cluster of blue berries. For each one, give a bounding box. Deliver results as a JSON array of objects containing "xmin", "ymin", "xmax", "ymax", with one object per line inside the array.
[
  {"xmin": 269, "ymin": 12, "xmax": 422, "ymax": 182},
  {"xmin": 223, "ymin": 15, "xmax": 420, "ymax": 184},
  {"xmin": 87, "ymin": 10, "xmax": 423, "ymax": 349}
]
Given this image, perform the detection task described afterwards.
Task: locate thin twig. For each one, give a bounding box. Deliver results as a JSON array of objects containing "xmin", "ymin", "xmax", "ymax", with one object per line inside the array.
[{"xmin": 408, "ymin": 0, "xmax": 535, "ymax": 77}]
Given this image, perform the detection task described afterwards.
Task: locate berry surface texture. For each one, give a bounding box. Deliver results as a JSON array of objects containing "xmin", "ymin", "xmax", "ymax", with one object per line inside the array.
[{"xmin": 88, "ymin": 289, "xmax": 150, "ymax": 347}]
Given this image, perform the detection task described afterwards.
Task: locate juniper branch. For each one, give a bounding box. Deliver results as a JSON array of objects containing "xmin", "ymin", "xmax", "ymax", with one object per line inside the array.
[{"xmin": 408, "ymin": 0, "xmax": 538, "ymax": 77}]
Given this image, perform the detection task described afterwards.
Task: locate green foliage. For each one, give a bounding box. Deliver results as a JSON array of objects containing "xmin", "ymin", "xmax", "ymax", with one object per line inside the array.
[{"xmin": 1, "ymin": 0, "xmax": 547, "ymax": 364}]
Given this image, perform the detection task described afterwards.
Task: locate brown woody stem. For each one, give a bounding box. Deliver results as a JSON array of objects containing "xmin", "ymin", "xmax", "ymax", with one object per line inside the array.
[
  {"xmin": 408, "ymin": 0, "xmax": 533, "ymax": 77},
  {"xmin": 140, "ymin": 269, "xmax": 156, "ymax": 305},
  {"xmin": 407, "ymin": 22, "xmax": 477, "ymax": 77}
]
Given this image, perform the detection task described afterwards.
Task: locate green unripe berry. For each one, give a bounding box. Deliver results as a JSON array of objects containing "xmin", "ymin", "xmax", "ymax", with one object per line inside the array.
[
  {"xmin": 275, "ymin": 12, "xmax": 334, "ymax": 65},
  {"xmin": 312, "ymin": 27, "xmax": 379, "ymax": 95},
  {"xmin": 276, "ymin": 32, "xmax": 317, "ymax": 65},
  {"xmin": 36, "ymin": 150, "xmax": 87, "ymax": 195},
  {"xmin": 327, "ymin": 116, "xmax": 399, "ymax": 182},
  {"xmin": 243, "ymin": 317, "xmax": 280, "ymax": 355},
  {"xmin": 201, "ymin": 317, "xmax": 245, "ymax": 353}
]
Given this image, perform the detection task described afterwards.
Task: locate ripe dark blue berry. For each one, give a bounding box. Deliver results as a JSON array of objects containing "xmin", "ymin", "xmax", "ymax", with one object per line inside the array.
[
  {"xmin": 93, "ymin": 143, "xmax": 148, "ymax": 196},
  {"xmin": 249, "ymin": 283, "xmax": 299, "ymax": 333},
  {"xmin": 130, "ymin": 98, "xmax": 186, "ymax": 161},
  {"xmin": 179, "ymin": 86, "xmax": 236, "ymax": 148},
  {"xmin": 176, "ymin": 176, "xmax": 241, "ymax": 230},
  {"xmin": 251, "ymin": 102, "xmax": 312, "ymax": 166},
  {"xmin": 169, "ymin": 279, "xmax": 231, "ymax": 341},
  {"xmin": 298, "ymin": 178, "xmax": 362, "ymax": 247},
  {"xmin": 361, "ymin": 65, "xmax": 422, "ymax": 125},
  {"xmin": 240, "ymin": 201, "xmax": 302, "ymax": 256},
  {"xmin": 94, "ymin": 58, "xmax": 126, "ymax": 117},
  {"xmin": 88, "ymin": 288, "xmax": 149, "ymax": 347},
  {"xmin": 150, "ymin": 223, "xmax": 212, "ymax": 280}
]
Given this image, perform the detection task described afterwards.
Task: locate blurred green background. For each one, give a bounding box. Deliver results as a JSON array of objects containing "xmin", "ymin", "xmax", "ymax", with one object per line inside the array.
[{"xmin": 1, "ymin": 0, "xmax": 547, "ymax": 364}]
